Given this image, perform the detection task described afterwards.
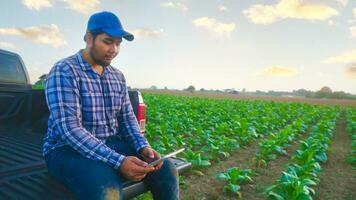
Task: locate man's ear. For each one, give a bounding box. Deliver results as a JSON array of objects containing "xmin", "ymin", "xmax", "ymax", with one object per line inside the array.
[{"xmin": 84, "ymin": 32, "xmax": 93, "ymax": 44}]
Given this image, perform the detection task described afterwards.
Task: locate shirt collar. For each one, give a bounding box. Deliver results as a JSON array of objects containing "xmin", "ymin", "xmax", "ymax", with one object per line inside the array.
[{"xmin": 76, "ymin": 50, "xmax": 92, "ymax": 72}]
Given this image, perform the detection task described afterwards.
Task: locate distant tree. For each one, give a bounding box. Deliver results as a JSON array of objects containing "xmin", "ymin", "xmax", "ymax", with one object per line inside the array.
[
  {"xmin": 164, "ymin": 86, "xmax": 168, "ymax": 90},
  {"xmin": 330, "ymin": 91, "xmax": 346, "ymax": 99},
  {"xmin": 150, "ymin": 85, "xmax": 158, "ymax": 90},
  {"xmin": 294, "ymin": 88, "xmax": 308, "ymax": 96},
  {"xmin": 256, "ymin": 90, "xmax": 264, "ymax": 95},
  {"xmin": 315, "ymin": 86, "xmax": 332, "ymax": 98},
  {"xmin": 200, "ymin": 88, "xmax": 205, "ymax": 92},
  {"xmin": 320, "ymin": 86, "xmax": 332, "ymax": 93},
  {"xmin": 185, "ymin": 85, "xmax": 195, "ymax": 92},
  {"xmin": 305, "ymin": 92, "xmax": 313, "ymax": 98},
  {"xmin": 242, "ymin": 88, "xmax": 246, "ymax": 93}
]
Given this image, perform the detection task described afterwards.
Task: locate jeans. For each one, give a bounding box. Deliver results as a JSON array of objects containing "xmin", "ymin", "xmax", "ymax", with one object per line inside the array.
[{"xmin": 45, "ymin": 136, "xmax": 179, "ymax": 200}]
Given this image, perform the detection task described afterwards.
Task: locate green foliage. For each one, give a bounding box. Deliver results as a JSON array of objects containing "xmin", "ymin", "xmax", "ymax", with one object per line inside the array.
[
  {"xmin": 143, "ymin": 93, "xmax": 326, "ymax": 169},
  {"xmin": 345, "ymin": 107, "xmax": 356, "ymax": 165},
  {"xmin": 216, "ymin": 167, "xmax": 256, "ymax": 197},
  {"xmin": 141, "ymin": 94, "xmax": 341, "ymax": 198},
  {"xmin": 254, "ymin": 108, "xmax": 323, "ymax": 168},
  {"xmin": 264, "ymin": 108, "xmax": 339, "ymax": 200},
  {"xmin": 32, "ymin": 84, "xmax": 45, "ymax": 90}
]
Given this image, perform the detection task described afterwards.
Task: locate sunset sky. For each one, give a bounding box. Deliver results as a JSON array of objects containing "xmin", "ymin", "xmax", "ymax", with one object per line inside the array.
[{"xmin": 0, "ymin": 0, "xmax": 355, "ymax": 93}]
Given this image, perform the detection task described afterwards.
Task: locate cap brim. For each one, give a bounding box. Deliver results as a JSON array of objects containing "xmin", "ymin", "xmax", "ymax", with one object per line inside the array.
[{"xmin": 103, "ymin": 28, "xmax": 134, "ymax": 41}]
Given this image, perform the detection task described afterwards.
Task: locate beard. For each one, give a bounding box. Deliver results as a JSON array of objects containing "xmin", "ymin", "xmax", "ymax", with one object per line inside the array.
[{"xmin": 89, "ymin": 44, "xmax": 111, "ymax": 67}]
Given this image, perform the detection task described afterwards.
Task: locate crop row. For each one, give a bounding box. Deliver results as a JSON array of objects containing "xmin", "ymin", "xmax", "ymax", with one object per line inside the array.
[
  {"xmin": 345, "ymin": 107, "xmax": 356, "ymax": 165},
  {"xmin": 215, "ymin": 106, "xmax": 331, "ymax": 197},
  {"xmin": 253, "ymin": 107, "xmax": 323, "ymax": 168},
  {"xmin": 264, "ymin": 107, "xmax": 340, "ymax": 200}
]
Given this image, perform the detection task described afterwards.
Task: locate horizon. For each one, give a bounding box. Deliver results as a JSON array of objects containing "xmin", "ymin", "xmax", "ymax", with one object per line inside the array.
[
  {"xmin": 136, "ymin": 85, "xmax": 356, "ymax": 95},
  {"xmin": 0, "ymin": 0, "xmax": 355, "ymax": 94}
]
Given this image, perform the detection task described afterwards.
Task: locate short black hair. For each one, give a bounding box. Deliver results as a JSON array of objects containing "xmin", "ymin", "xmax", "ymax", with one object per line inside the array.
[{"xmin": 84, "ymin": 29, "xmax": 105, "ymax": 42}]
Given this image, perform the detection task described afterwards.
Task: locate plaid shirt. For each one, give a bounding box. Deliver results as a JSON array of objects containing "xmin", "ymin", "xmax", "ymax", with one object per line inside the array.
[{"xmin": 43, "ymin": 50, "xmax": 149, "ymax": 169}]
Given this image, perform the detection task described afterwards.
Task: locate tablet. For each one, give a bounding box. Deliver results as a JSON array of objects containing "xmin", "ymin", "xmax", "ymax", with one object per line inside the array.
[{"xmin": 148, "ymin": 148, "xmax": 185, "ymax": 167}]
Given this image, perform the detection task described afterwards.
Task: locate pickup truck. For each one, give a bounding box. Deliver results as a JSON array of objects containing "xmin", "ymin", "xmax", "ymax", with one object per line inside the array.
[{"xmin": 0, "ymin": 48, "xmax": 191, "ymax": 199}]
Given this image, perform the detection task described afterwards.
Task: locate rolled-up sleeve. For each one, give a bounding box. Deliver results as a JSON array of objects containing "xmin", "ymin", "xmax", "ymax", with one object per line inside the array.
[{"xmin": 45, "ymin": 63, "xmax": 126, "ymax": 169}]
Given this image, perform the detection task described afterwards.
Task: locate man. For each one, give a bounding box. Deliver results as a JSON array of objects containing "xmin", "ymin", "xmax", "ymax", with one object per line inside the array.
[{"xmin": 44, "ymin": 11, "xmax": 179, "ymax": 200}]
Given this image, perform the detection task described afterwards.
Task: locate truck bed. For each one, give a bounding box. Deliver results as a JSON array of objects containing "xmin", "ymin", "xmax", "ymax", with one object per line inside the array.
[{"xmin": 0, "ymin": 126, "xmax": 191, "ymax": 199}]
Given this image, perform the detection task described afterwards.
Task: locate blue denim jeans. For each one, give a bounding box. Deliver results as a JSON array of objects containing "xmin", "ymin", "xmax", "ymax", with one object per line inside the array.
[{"xmin": 45, "ymin": 136, "xmax": 179, "ymax": 200}]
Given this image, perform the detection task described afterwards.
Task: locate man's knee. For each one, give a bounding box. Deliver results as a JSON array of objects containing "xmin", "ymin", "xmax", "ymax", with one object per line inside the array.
[
  {"xmin": 155, "ymin": 159, "xmax": 179, "ymax": 184},
  {"xmin": 165, "ymin": 159, "xmax": 178, "ymax": 178},
  {"xmin": 145, "ymin": 159, "xmax": 179, "ymax": 200}
]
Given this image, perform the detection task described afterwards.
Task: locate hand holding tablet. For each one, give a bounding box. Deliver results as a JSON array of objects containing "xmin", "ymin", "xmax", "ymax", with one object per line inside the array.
[{"xmin": 148, "ymin": 148, "xmax": 185, "ymax": 167}]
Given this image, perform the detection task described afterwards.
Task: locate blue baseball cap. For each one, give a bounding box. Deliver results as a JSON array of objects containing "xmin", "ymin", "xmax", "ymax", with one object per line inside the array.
[{"xmin": 87, "ymin": 11, "xmax": 134, "ymax": 41}]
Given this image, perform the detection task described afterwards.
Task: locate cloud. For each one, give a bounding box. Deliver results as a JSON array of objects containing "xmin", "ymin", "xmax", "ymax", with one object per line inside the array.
[
  {"xmin": 316, "ymin": 71, "xmax": 326, "ymax": 77},
  {"xmin": 218, "ymin": 5, "xmax": 228, "ymax": 12},
  {"xmin": 351, "ymin": 26, "xmax": 356, "ymax": 38},
  {"xmin": 160, "ymin": 2, "xmax": 188, "ymax": 14},
  {"xmin": 0, "ymin": 41, "xmax": 16, "ymax": 49},
  {"xmin": 0, "ymin": 24, "xmax": 66, "ymax": 48},
  {"xmin": 192, "ymin": 17, "xmax": 236, "ymax": 38},
  {"xmin": 22, "ymin": 0, "xmax": 52, "ymax": 11},
  {"xmin": 323, "ymin": 50, "xmax": 356, "ymax": 64},
  {"xmin": 257, "ymin": 66, "xmax": 298, "ymax": 77},
  {"xmin": 334, "ymin": 0, "xmax": 348, "ymax": 7},
  {"xmin": 328, "ymin": 20, "xmax": 336, "ymax": 26},
  {"xmin": 243, "ymin": 0, "xmax": 339, "ymax": 24},
  {"xmin": 349, "ymin": 8, "xmax": 356, "ymax": 23},
  {"xmin": 345, "ymin": 63, "xmax": 356, "ymax": 79},
  {"xmin": 22, "ymin": 0, "xmax": 100, "ymax": 14},
  {"xmin": 63, "ymin": 0, "xmax": 100, "ymax": 14},
  {"xmin": 130, "ymin": 28, "xmax": 163, "ymax": 39}
]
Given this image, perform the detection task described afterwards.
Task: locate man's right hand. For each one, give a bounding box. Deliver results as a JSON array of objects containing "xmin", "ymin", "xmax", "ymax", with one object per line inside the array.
[{"xmin": 119, "ymin": 156, "xmax": 155, "ymax": 181}]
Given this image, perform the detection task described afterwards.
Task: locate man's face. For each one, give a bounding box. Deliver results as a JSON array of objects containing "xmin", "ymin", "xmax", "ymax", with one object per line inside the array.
[{"xmin": 89, "ymin": 33, "xmax": 122, "ymax": 67}]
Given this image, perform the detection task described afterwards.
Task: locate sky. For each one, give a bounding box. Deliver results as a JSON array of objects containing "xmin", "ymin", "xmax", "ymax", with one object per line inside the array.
[{"xmin": 0, "ymin": 0, "xmax": 355, "ymax": 94}]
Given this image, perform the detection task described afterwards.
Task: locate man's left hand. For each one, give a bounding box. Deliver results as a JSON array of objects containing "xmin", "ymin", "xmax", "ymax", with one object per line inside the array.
[{"xmin": 140, "ymin": 147, "xmax": 163, "ymax": 170}]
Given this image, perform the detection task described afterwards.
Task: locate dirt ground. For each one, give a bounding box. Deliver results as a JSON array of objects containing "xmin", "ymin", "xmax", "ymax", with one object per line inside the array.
[{"xmin": 142, "ymin": 90, "xmax": 356, "ymax": 107}]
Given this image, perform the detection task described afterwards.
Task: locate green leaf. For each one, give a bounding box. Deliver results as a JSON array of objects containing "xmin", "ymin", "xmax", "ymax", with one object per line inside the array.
[
  {"xmin": 315, "ymin": 152, "xmax": 327, "ymax": 163},
  {"xmin": 227, "ymin": 184, "xmax": 241, "ymax": 194},
  {"xmin": 216, "ymin": 173, "xmax": 229, "ymax": 181},
  {"xmin": 301, "ymin": 179, "xmax": 317, "ymax": 186},
  {"xmin": 267, "ymin": 191, "xmax": 285, "ymax": 200},
  {"xmin": 280, "ymin": 171, "xmax": 296, "ymax": 183},
  {"xmin": 200, "ymin": 160, "xmax": 211, "ymax": 166},
  {"xmin": 297, "ymin": 193, "xmax": 312, "ymax": 200}
]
